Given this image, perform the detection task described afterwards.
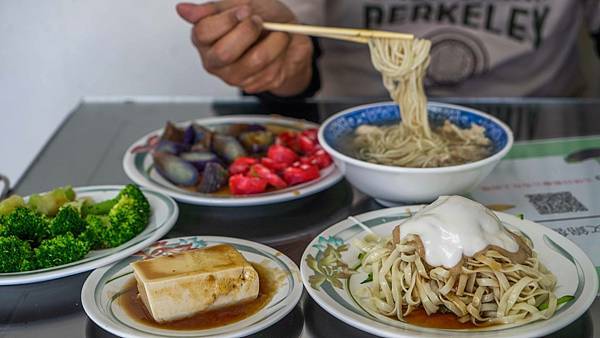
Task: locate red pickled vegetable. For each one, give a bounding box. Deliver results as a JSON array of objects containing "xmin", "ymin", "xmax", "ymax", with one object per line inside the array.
[
  {"xmin": 301, "ymin": 149, "xmax": 332, "ymax": 169},
  {"xmin": 224, "ymin": 128, "xmax": 329, "ymax": 193},
  {"xmin": 228, "ymin": 157, "xmax": 257, "ymax": 175},
  {"xmin": 267, "ymin": 145, "xmax": 298, "ymax": 165},
  {"xmin": 250, "ymin": 164, "xmax": 288, "ymax": 189},
  {"xmin": 282, "ymin": 164, "xmax": 320, "ymax": 186},
  {"xmin": 301, "ymin": 128, "xmax": 318, "ymax": 142},
  {"xmin": 298, "ymin": 135, "xmax": 317, "ymax": 154},
  {"xmin": 275, "ymin": 131, "xmax": 300, "ymax": 152},
  {"xmin": 229, "ymin": 174, "xmax": 268, "ymax": 195},
  {"xmin": 260, "ymin": 157, "xmax": 288, "ymax": 172}
]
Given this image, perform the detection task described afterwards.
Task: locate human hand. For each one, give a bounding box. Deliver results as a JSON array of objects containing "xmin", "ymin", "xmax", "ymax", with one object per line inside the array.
[{"xmin": 176, "ymin": 0, "xmax": 314, "ymax": 96}]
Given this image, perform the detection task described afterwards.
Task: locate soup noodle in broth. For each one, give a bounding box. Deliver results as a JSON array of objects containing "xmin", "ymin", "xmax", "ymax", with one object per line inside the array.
[{"xmin": 355, "ymin": 38, "xmax": 491, "ymax": 168}]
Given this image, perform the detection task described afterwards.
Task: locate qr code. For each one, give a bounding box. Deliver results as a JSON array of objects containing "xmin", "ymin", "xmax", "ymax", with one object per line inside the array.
[{"xmin": 525, "ymin": 191, "xmax": 588, "ymax": 215}]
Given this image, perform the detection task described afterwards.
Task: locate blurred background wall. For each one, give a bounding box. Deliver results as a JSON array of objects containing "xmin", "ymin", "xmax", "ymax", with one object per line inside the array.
[{"xmin": 0, "ymin": 0, "xmax": 234, "ymax": 186}]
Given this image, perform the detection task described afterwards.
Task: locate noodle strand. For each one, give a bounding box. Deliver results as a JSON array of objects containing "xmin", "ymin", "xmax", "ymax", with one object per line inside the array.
[{"xmin": 355, "ymin": 38, "xmax": 491, "ymax": 168}]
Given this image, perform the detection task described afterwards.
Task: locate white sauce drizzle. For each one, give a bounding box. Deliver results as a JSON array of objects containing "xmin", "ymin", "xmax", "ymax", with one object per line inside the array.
[{"xmin": 398, "ymin": 195, "xmax": 519, "ymax": 268}]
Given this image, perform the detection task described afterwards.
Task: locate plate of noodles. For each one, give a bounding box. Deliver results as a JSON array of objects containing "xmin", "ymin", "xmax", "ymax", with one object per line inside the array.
[{"xmin": 300, "ymin": 195, "xmax": 598, "ymax": 338}]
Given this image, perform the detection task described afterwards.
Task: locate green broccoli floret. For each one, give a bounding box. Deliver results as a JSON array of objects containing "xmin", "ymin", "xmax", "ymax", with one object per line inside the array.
[
  {"xmin": 1, "ymin": 207, "xmax": 49, "ymax": 243},
  {"xmin": 80, "ymin": 184, "xmax": 148, "ymax": 218},
  {"xmin": 81, "ymin": 200, "xmax": 146, "ymax": 249},
  {"xmin": 48, "ymin": 205, "xmax": 86, "ymax": 237},
  {"xmin": 81, "ymin": 197, "xmax": 119, "ymax": 216},
  {"xmin": 99, "ymin": 198, "xmax": 144, "ymax": 247},
  {"xmin": 79, "ymin": 215, "xmax": 109, "ymax": 249},
  {"xmin": 79, "ymin": 185, "xmax": 150, "ymax": 249},
  {"xmin": 34, "ymin": 233, "xmax": 90, "ymax": 269},
  {"xmin": 0, "ymin": 236, "xmax": 34, "ymax": 272},
  {"xmin": 118, "ymin": 184, "xmax": 150, "ymax": 219},
  {"xmin": 28, "ymin": 186, "xmax": 76, "ymax": 216}
]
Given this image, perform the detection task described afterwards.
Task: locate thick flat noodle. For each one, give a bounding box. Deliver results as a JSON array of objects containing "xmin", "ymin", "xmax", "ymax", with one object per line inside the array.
[{"xmin": 357, "ymin": 231, "xmax": 558, "ymax": 327}]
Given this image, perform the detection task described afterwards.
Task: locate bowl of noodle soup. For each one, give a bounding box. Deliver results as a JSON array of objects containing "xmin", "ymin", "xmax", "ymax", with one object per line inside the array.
[{"xmin": 318, "ymin": 101, "xmax": 513, "ymax": 205}]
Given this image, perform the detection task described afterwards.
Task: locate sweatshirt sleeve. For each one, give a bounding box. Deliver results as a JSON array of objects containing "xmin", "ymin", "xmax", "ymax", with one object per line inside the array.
[{"xmin": 279, "ymin": 0, "xmax": 326, "ymax": 25}]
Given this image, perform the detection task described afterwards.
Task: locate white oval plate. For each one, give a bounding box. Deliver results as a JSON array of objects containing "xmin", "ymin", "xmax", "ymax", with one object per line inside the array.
[
  {"xmin": 301, "ymin": 206, "xmax": 598, "ymax": 338},
  {"xmin": 0, "ymin": 185, "xmax": 178, "ymax": 285},
  {"xmin": 82, "ymin": 236, "xmax": 303, "ymax": 338},
  {"xmin": 123, "ymin": 115, "xmax": 343, "ymax": 207}
]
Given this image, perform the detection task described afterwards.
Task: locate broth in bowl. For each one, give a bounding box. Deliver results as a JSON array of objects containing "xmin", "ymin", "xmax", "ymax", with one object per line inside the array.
[
  {"xmin": 318, "ymin": 102, "xmax": 513, "ymax": 205},
  {"xmin": 337, "ymin": 118, "xmax": 493, "ymax": 168},
  {"xmin": 327, "ymin": 103, "xmax": 508, "ymax": 170}
]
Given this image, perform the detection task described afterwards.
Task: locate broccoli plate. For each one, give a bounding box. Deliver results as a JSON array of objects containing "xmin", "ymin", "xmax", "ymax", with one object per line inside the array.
[{"xmin": 0, "ymin": 184, "xmax": 150, "ymax": 272}]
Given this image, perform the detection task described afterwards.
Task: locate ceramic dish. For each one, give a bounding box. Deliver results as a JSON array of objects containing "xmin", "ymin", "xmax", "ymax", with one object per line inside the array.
[
  {"xmin": 82, "ymin": 236, "xmax": 303, "ymax": 338},
  {"xmin": 0, "ymin": 185, "xmax": 178, "ymax": 285},
  {"xmin": 301, "ymin": 206, "xmax": 598, "ymax": 338},
  {"xmin": 123, "ymin": 115, "xmax": 343, "ymax": 206},
  {"xmin": 318, "ymin": 102, "xmax": 513, "ymax": 205}
]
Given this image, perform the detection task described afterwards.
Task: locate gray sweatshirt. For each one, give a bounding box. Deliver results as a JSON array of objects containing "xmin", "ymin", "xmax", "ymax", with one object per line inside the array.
[{"xmin": 280, "ymin": 0, "xmax": 600, "ymax": 97}]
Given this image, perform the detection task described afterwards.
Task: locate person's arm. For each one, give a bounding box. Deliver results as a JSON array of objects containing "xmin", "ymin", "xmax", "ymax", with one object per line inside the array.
[
  {"xmin": 248, "ymin": 36, "xmax": 321, "ymax": 102},
  {"xmin": 248, "ymin": 0, "xmax": 326, "ymax": 102},
  {"xmin": 176, "ymin": 0, "xmax": 316, "ymax": 98}
]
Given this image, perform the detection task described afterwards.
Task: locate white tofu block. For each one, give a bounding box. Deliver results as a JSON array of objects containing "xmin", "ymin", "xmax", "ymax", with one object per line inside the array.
[{"xmin": 130, "ymin": 244, "xmax": 259, "ymax": 323}]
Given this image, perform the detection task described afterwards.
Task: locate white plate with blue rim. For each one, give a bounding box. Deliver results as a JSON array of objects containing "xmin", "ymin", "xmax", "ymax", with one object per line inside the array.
[
  {"xmin": 300, "ymin": 206, "xmax": 598, "ymax": 338},
  {"xmin": 0, "ymin": 185, "xmax": 178, "ymax": 285},
  {"xmin": 123, "ymin": 115, "xmax": 343, "ymax": 207},
  {"xmin": 81, "ymin": 236, "xmax": 303, "ymax": 338}
]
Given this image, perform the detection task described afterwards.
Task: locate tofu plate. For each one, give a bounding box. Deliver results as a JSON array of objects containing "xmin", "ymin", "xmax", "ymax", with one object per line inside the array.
[{"xmin": 81, "ymin": 236, "xmax": 302, "ymax": 338}]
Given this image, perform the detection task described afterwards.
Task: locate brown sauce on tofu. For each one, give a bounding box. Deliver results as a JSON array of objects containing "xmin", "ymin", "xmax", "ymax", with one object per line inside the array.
[
  {"xmin": 118, "ymin": 262, "xmax": 279, "ymax": 330},
  {"xmin": 404, "ymin": 308, "xmax": 478, "ymax": 329}
]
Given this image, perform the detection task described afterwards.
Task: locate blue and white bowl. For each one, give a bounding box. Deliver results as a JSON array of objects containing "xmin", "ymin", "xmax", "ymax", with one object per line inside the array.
[{"xmin": 318, "ymin": 102, "xmax": 513, "ymax": 205}]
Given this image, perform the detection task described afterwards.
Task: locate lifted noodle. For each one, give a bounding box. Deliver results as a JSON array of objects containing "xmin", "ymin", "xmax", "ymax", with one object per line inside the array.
[{"xmin": 355, "ymin": 38, "xmax": 491, "ymax": 168}]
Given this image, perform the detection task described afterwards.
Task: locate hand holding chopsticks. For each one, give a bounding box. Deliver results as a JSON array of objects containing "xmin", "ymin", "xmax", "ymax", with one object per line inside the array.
[{"xmin": 262, "ymin": 22, "xmax": 414, "ymax": 44}]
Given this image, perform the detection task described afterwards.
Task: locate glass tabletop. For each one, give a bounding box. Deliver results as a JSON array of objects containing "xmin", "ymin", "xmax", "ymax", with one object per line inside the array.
[{"xmin": 3, "ymin": 97, "xmax": 600, "ymax": 338}]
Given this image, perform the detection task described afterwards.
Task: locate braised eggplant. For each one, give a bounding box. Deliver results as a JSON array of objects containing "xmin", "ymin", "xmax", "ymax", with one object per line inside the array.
[
  {"xmin": 238, "ymin": 130, "xmax": 274, "ymax": 153},
  {"xmin": 197, "ymin": 162, "xmax": 228, "ymax": 193},
  {"xmin": 183, "ymin": 123, "xmax": 213, "ymax": 148},
  {"xmin": 179, "ymin": 151, "xmax": 220, "ymax": 171},
  {"xmin": 212, "ymin": 134, "xmax": 247, "ymax": 163},
  {"xmin": 155, "ymin": 140, "xmax": 189, "ymax": 155},
  {"xmin": 153, "ymin": 152, "xmax": 199, "ymax": 186},
  {"xmin": 212, "ymin": 123, "xmax": 265, "ymax": 137},
  {"xmin": 161, "ymin": 121, "xmax": 185, "ymax": 143}
]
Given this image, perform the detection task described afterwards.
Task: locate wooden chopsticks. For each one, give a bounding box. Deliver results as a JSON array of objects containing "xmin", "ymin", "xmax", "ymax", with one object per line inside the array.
[{"xmin": 262, "ymin": 22, "xmax": 414, "ymax": 44}]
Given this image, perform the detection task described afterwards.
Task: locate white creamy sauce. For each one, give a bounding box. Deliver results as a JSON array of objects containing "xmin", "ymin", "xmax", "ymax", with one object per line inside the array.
[{"xmin": 398, "ymin": 195, "xmax": 519, "ymax": 268}]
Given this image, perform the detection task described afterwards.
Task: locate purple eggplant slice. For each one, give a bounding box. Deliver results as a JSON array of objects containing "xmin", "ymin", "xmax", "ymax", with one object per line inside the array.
[
  {"xmin": 179, "ymin": 151, "xmax": 219, "ymax": 171},
  {"xmin": 212, "ymin": 123, "xmax": 264, "ymax": 137},
  {"xmin": 190, "ymin": 143, "xmax": 210, "ymax": 152},
  {"xmin": 197, "ymin": 162, "xmax": 228, "ymax": 193},
  {"xmin": 212, "ymin": 134, "xmax": 247, "ymax": 163},
  {"xmin": 183, "ymin": 123, "xmax": 213, "ymax": 148},
  {"xmin": 238, "ymin": 130, "xmax": 274, "ymax": 153},
  {"xmin": 246, "ymin": 124, "xmax": 266, "ymax": 132},
  {"xmin": 161, "ymin": 121, "xmax": 185, "ymax": 143},
  {"xmin": 153, "ymin": 152, "xmax": 199, "ymax": 186},
  {"xmin": 154, "ymin": 140, "xmax": 189, "ymax": 155}
]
